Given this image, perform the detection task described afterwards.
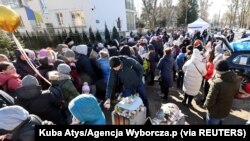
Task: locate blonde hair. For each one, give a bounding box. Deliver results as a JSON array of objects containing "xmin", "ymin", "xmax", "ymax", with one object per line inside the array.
[
  {"xmin": 46, "ymin": 47, "xmax": 57, "ymax": 64},
  {"xmin": 99, "ymin": 50, "xmax": 109, "ymax": 58},
  {"xmin": 0, "ymin": 54, "xmax": 9, "ymax": 62}
]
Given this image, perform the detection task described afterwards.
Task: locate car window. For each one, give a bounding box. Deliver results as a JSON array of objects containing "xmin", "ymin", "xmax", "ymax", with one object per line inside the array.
[
  {"xmin": 232, "ymin": 54, "xmax": 250, "ymax": 66},
  {"xmin": 231, "ymin": 41, "xmax": 250, "ymax": 51}
]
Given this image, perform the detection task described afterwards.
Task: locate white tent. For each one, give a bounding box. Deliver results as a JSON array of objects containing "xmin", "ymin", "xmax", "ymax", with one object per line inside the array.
[{"xmin": 187, "ymin": 18, "xmax": 210, "ymax": 33}]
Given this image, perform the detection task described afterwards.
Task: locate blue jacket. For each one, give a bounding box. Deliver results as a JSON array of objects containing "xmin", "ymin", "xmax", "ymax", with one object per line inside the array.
[
  {"xmin": 157, "ymin": 55, "xmax": 175, "ymax": 87},
  {"xmin": 97, "ymin": 58, "xmax": 110, "ymax": 84},
  {"xmin": 176, "ymin": 53, "xmax": 186, "ymax": 71}
]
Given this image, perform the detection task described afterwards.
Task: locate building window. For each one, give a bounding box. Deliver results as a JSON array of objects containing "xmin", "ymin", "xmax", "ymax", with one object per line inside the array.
[
  {"xmin": 126, "ymin": 12, "xmax": 135, "ymax": 30},
  {"xmin": 71, "ymin": 11, "xmax": 85, "ymax": 26},
  {"xmin": 1, "ymin": 0, "xmax": 22, "ymax": 8},
  {"xmin": 125, "ymin": 0, "xmax": 134, "ymax": 10},
  {"xmin": 56, "ymin": 12, "xmax": 64, "ymax": 26}
]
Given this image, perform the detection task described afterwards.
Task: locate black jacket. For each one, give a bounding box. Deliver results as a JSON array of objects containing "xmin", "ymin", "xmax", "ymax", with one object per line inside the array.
[
  {"xmin": 105, "ymin": 56, "xmax": 143, "ymax": 99},
  {"xmin": 15, "ymin": 86, "xmax": 66, "ymax": 124}
]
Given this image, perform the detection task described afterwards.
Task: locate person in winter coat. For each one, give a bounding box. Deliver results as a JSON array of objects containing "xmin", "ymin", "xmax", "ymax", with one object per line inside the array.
[
  {"xmin": 48, "ymin": 64, "xmax": 80, "ymax": 103},
  {"xmin": 147, "ymin": 44, "xmax": 157, "ymax": 86},
  {"xmin": 204, "ymin": 60, "xmax": 240, "ymax": 125},
  {"xmin": 0, "ymin": 106, "xmax": 43, "ymax": 141},
  {"xmin": 37, "ymin": 51, "xmax": 53, "ymax": 90},
  {"xmin": 15, "ymin": 75, "xmax": 67, "ymax": 125},
  {"xmin": 157, "ymin": 48, "xmax": 176, "ymax": 100},
  {"xmin": 104, "ymin": 56, "xmax": 150, "ymax": 115},
  {"xmin": 13, "ymin": 50, "xmax": 36, "ymax": 79},
  {"xmin": 75, "ymin": 45, "xmax": 97, "ymax": 94},
  {"xmin": 69, "ymin": 94, "xmax": 106, "ymax": 125},
  {"xmin": 0, "ymin": 61, "xmax": 22, "ymax": 95},
  {"xmin": 176, "ymin": 47, "xmax": 187, "ymax": 88},
  {"xmin": 202, "ymin": 50, "xmax": 215, "ymax": 103},
  {"xmin": 182, "ymin": 49, "xmax": 207, "ymax": 106},
  {"xmin": 97, "ymin": 50, "xmax": 110, "ymax": 85}
]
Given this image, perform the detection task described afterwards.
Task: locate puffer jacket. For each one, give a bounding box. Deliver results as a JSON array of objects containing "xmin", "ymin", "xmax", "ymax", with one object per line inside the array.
[
  {"xmin": 0, "ymin": 72, "xmax": 22, "ymax": 95},
  {"xmin": 183, "ymin": 49, "xmax": 207, "ymax": 96}
]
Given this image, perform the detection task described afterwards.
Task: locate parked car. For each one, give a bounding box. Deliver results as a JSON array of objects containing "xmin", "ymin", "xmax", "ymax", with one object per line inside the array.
[{"xmin": 214, "ymin": 35, "xmax": 250, "ymax": 73}]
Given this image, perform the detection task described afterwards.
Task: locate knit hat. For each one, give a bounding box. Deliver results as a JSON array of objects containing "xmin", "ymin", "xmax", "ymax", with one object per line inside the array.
[
  {"xmin": 39, "ymin": 49, "xmax": 48, "ymax": 58},
  {"xmin": 64, "ymin": 49, "xmax": 75, "ymax": 58},
  {"xmin": 109, "ymin": 56, "xmax": 121, "ymax": 68},
  {"xmin": 22, "ymin": 75, "xmax": 39, "ymax": 86},
  {"xmin": 56, "ymin": 44, "xmax": 68, "ymax": 54},
  {"xmin": 53, "ymin": 59, "xmax": 65, "ymax": 70},
  {"xmin": 57, "ymin": 63, "xmax": 71, "ymax": 74},
  {"xmin": 0, "ymin": 105, "xmax": 29, "ymax": 130},
  {"xmin": 68, "ymin": 94, "xmax": 106, "ymax": 125},
  {"xmin": 75, "ymin": 45, "xmax": 88, "ymax": 55},
  {"xmin": 194, "ymin": 39, "xmax": 202, "ymax": 47},
  {"xmin": 215, "ymin": 60, "xmax": 229, "ymax": 72},
  {"xmin": 82, "ymin": 82, "xmax": 90, "ymax": 94}
]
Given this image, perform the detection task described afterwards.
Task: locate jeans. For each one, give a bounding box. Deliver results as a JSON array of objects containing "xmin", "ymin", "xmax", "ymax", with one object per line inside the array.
[
  {"xmin": 206, "ymin": 112, "xmax": 222, "ymax": 125},
  {"xmin": 122, "ymin": 84, "xmax": 149, "ymax": 110}
]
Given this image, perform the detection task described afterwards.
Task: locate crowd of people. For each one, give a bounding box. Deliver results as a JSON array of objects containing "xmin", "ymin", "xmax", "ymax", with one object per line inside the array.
[{"xmin": 0, "ymin": 27, "xmax": 249, "ymax": 140}]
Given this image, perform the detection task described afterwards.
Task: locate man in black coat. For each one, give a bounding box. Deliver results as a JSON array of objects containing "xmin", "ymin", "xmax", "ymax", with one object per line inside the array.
[{"xmin": 103, "ymin": 56, "xmax": 149, "ymax": 115}]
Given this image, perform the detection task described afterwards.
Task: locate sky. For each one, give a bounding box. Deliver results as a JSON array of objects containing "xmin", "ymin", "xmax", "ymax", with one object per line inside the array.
[{"xmin": 135, "ymin": 0, "xmax": 228, "ymax": 21}]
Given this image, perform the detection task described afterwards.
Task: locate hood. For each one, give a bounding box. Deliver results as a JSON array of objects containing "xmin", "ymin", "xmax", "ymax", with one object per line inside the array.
[
  {"xmin": 75, "ymin": 45, "xmax": 88, "ymax": 56},
  {"xmin": 190, "ymin": 49, "xmax": 203, "ymax": 63},
  {"xmin": 15, "ymin": 85, "xmax": 42, "ymax": 100},
  {"xmin": 0, "ymin": 105, "xmax": 29, "ymax": 131},
  {"xmin": 217, "ymin": 71, "xmax": 239, "ymax": 83},
  {"xmin": 0, "ymin": 73, "xmax": 20, "ymax": 85},
  {"xmin": 39, "ymin": 57, "xmax": 49, "ymax": 66},
  {"xmin": 68, "ymin": 94, "xmax": 106, "ymax": 125},
  {"xmin": 48, "ymin": 71, "xmax": 71, "ymax": 81}
]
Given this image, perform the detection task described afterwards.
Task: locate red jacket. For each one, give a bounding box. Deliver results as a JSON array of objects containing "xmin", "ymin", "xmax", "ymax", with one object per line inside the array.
[
  {"xmin": 204, "ymin": 62, "xmax": 214, "ymax": 80},
  {"xmin": 0, "ymin": 72, "xmax": 22, "ymax": 94}
]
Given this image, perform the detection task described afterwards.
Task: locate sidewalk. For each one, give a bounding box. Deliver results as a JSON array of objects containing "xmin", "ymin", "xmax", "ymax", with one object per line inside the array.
[{"xmin": 102, "ymin": 83, "xmax": 250, "ymax": 125}]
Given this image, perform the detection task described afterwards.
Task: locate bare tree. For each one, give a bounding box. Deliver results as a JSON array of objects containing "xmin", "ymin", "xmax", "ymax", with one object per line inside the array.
[
  {"xmin": 199, "ymin": 0, "xmax": 210, "ymax": 21},
  {"xmin": 142, "ymin": 0, "xmax": 158, "ymax": 29}
]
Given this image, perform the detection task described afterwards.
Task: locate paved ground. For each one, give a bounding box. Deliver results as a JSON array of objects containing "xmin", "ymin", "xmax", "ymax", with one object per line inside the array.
[{"xmin": 102, "ymin": 82, "xmax": 250, "ymax": 125}]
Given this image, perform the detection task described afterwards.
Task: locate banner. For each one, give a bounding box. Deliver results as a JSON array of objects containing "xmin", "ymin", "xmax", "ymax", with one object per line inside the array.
[{"xmin": 35, "ymin": 125, "xmax": 250, "ymax": 140}]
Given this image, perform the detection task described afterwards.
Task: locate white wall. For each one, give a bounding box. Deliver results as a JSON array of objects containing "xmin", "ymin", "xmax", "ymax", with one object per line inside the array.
[
  {"xmin": 4, "ymin": 0, "xmax": 133, "ymax": 33},
  {"xmin": 37, "ymin": 0, "xmax": 95, "ymax": 30},
  {"xmin": 93, "ymin": 0, "xmax": 127, "ymax": 32},
  {"xmin": 15, "ymin": 7, "xmax": 33, "ymax": 33}
]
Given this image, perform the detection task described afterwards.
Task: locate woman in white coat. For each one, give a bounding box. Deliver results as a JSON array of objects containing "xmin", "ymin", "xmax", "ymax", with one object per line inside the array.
[{"xmin": 182, "ymin": 48, "xmax": 207, "ymax": 106}]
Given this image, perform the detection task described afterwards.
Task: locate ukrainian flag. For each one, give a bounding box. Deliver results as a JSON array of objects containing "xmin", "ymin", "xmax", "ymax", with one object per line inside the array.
[
  {"xmin": 34, "ymin": 11, "xmax": 43, "ymax": 23},
  {"xmin": 22, "ymin": 0, "xmax": 43, "ymax": 23}
]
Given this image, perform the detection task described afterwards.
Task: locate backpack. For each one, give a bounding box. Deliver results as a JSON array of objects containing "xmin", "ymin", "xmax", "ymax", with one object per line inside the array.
[
  {"xmin": 0, "ymin": 90, "xmax": 14, "ymax": 108},
  {"xmin": 49, "ymin": 80, "xmax": 68, "ymax": 106}
]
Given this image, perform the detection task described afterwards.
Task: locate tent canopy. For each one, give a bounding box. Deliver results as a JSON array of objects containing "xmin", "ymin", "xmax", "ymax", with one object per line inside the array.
[{"xmin": 188, "ymin": 18, "xmax": 210, "ymax": 32}]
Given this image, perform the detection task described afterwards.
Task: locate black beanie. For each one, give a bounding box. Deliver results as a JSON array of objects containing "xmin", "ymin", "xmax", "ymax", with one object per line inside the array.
[
  {"xmin": 109, "ymin": 56, "xmax": 121, "ymax": 68},
  {"xmin": 216, "ymin": 60, "xmax": 229, "ymax": 72}
]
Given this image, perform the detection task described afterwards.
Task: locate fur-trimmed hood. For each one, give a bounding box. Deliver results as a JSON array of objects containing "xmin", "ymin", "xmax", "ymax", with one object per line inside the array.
[{"xmin": 47, "ymin": 71, "xmax": 71, "ymax": 82}]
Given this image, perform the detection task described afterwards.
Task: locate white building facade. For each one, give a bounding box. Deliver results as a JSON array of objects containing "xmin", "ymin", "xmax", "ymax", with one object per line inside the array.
[{"xmin": 0, "ymin": 0, "xmax": 136, "ymax": 33}]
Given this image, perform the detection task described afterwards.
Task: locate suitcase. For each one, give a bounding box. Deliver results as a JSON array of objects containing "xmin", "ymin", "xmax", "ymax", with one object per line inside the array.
[{"xmin": 111, "ymin": 106, "xmax": 147, "ymax": 125}]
